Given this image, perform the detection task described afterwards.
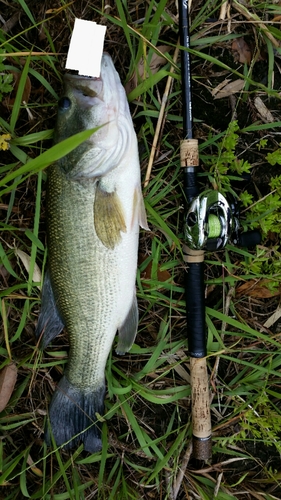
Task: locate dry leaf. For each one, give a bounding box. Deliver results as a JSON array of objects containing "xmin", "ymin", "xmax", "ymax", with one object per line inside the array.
[
  {"xmin": 236, "ymin": 279, "xmax": 280, "ymax": 298},
  {"xmin": 137, "ymin": 46, "xmax": 170, "ymax": 79},
  {"xmin": 15, "ymin": 249, "xmax": 42, "ymax": 289},
  {"xmin": 167, "ymin": 350, "xmax": 190, "ymax": 383},
  {"xmin": 0, "ymin": 363, "xmax": 17, "ymax": 412},
  {"xmin": 46, "ymin": 7, "xmax": 64, "ymax": 14},
  {"xmin": 139, "ymin": 253, "xmax": 172, "ymax": 283},
  {"xmin": 125, "ymin": 74, "xmax": 137, "ymax": 95},
  {"xmin": 211, "ymin": 78, "xmax": 231, "ymax": 96},
  {"xmin": 272, "ymin": 15, "xmax": 281, "ymax": 22},
  {"xmin": 263, "ymin": 306, "xmax": 281, "ymax": 329},
  {"xmin": 0, "ymin": 263, "xmax": 11, "ymax": 280},
  {"xmin": 27, "ymin": 454, "xmax": 43, "ymax": 477},
  {"xmin": 254, "ymin": 96, "xmax": 275, "ymax": 123},
  {"xmin": 212, "ymin": 79, "xmax": 245, "ymax": 99},
  {"xmin": 232, "ymin": 38, "xmax": 252, "ymax": 65},
  {"xmin": 125, "ymin": 45, "xmax": 171, "ymax": 94}
]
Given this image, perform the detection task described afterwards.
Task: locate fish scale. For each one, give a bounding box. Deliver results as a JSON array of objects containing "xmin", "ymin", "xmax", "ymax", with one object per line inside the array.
[
  {"xmin": 47, "ymin": 165, "xmax": 120, "ymax": 389},
  {"xmin": 36, "ymin": 53, "xmax": 148, "ymax": 452}
]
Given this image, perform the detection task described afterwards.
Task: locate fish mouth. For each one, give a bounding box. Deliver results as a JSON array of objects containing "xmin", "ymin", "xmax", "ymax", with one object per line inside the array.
[
  {"xmin": 64, "ymin": 73, "xmax": 102, "ymax": 82},
  {"xmin": 63, "ymin": 54, "xmax": 109, "ymax": 99},
  {"xmin": 63, "ymin": 53, "xmax": 122, "ymax": 112},
  {"xmin": 64, "ymin": 72, "xmax": 103, "ymax": 100}
]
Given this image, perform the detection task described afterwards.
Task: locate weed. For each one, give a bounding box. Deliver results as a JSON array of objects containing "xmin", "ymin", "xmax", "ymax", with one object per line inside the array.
[{"xmin": 0, "ymin": 53, "xmax": 13, "ymax": 102}]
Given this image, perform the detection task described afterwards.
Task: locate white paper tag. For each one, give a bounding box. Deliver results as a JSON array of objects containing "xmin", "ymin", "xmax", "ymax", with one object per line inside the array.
[{"xmin": 65, "ymin": 19, "xmax": 107, "ymax": 77}]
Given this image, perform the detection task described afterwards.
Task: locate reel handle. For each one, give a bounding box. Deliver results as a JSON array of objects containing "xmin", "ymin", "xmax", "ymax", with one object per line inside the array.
[{"xmin": 184, "ymin": 190, "xmax": 261, "ymax": 251}]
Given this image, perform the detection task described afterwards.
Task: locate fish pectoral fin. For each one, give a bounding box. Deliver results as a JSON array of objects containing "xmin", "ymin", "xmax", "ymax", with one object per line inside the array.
[
  {"xmin": 35, "ymin": 269, "xmax": 65, "ymax": 349},
  {"xmin": 133, "ymin": 186, "xmax": 149, "ymax": 230},
  {"xmin": 94, "ymin": 182, "xmax": 127, "ymax": 249},
  {"xmin": 116, "ymin": 294, "xmax": 138, "ymax": 355}
]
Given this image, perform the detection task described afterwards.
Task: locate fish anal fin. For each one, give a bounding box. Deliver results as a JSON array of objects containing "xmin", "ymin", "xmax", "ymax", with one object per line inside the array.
[
  {"xmin": 133, "ymin": 186, "xmax": 149, "ymax": 231},
  {"xmin": 116, "ymin": 294, "xmax": 138, "ymax": 355},
  {"xmin": 35, "ymin": 269, "xmax": 64, "ymax": 349},
  {"xmin": 94, "ymin": 183, "xmax": 126, "ymax": 249}
]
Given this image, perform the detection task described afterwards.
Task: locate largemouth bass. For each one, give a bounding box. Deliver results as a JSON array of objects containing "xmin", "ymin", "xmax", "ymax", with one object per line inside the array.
[{"xmin": 36, "ymin": 53, "xmax": 147, "ymax": 452}]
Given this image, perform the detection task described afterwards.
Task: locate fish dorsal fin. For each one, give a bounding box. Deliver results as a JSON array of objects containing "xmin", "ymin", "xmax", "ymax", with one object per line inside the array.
[
  {"xmin": 94, "ymin": 182, "xmax": 127, "ymax": 249},
  {"xmin": 133, "ymin": 186, "xmax": 149, "ymax": 230}
]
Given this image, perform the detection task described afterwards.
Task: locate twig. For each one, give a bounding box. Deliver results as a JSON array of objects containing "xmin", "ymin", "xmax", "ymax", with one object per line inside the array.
[
  {"xmin": 173, "ymin": 440, "xmax": 193, "ymax": 499},
  {"xmin": 144, "ymin": 41, "xmax": 180, "ymax": 187},
  {"xmin": 219, "ymin": 0, "xmax": 232, "ymax": 34},
  {"xmin": 166, "ymin": 468, "xmax": 175, "ymax": 500},
  {"xmin": 100, "ymin": 1, "xmax": 111, "ymax": 24},
  {"xmin": 214, "ymin": 472, "xmax": 223, "ymax": 498},
  {"xmin": 219, "ymin": 1, "xmax": 228, "ymax": 20}
]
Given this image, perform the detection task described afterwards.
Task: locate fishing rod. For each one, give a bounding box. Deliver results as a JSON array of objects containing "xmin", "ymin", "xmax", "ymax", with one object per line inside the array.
[
  {"xmin": 179, "ymin": 1, "xmax": 261, "ymax": 461},
  {"xmin": 178, "ymin": 0, "xmax": 212, "ymax": 462}
]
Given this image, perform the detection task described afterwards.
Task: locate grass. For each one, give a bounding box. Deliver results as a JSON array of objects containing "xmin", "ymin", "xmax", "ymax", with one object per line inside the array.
[{"xmin": 1, "ymin": 0, "xmax": 281, "ymax": 498}]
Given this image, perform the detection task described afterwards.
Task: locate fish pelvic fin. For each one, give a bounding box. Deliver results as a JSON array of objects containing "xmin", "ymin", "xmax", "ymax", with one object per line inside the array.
[
  {"xmin": 45, "ymin": 375, "xmax": 105, "ymax": 453},
  {"xmin": 116, "ymin": 293, "xmax": 138, "ymax": 355},
  {"xmin": 133, "ymin": 186, "xmax": 149, "ymax": 231},
  {"xmin": 94, "ymin": 182, "xmax": 126, "ymax": 250},
  {"xmin": 35, "ymin": 269, "xmax": 64, "ymax": 348}
]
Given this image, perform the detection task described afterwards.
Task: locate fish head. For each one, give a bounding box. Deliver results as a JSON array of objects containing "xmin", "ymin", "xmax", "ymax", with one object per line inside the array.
[{"xmin": 55, "ymin": 53, "xmax": 134, "ymax": 179}]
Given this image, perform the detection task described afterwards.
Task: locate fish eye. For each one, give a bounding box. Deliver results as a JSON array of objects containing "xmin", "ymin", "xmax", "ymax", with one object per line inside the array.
[{"xmin": 58, "ymin": 97, "xmax": 71, "ymax": 110}]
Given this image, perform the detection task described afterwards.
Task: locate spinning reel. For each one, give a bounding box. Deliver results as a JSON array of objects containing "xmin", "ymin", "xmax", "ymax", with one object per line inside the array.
[{"xmin": 184, "ymin": 190, "xmax": 261, "ymax": 252}]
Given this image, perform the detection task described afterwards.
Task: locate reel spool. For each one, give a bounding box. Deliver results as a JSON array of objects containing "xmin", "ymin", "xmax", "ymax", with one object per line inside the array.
[{"xmin": 184, "ymin": 190, "xmax": 261, "ymax": 251}]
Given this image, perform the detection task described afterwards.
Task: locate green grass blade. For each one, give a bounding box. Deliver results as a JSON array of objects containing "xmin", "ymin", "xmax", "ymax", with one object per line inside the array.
[
  {"xmin": 0, "ymin": 126, "xmax": 101, "ymax": 194},
  {"xmin": 0, "ymin": 242, "xmax": 18, "ymax": 278},
  {"xmin": 10, "ymin": 55, "xmax": 31, "ymax": 133},
  {"xmin": 128, "ymin": 70, "xmax": 175, "ymax": 102},
  {"xmin": 0, "ymin": 448, "xmax": 27, "ymax": 485},
  {"xmin": 115, "ymin": 0, "xmax": 134, "ymax": 58},
  {"xmin": 20, "ymin": 447, "xmax": 31, "ymax": 498},
  {"xmin": 16, "ymin": 0, "xmax": 36, "ymax": 24},
  {"xmin": 27, "ymin": 170, "xmax": 43, "ymax": 294}
]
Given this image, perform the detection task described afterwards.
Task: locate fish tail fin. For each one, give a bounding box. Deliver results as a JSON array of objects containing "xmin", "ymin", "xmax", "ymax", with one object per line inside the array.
[{"xmin": 45, "ymin": 375, "xmax": 105, "ymax": 453}]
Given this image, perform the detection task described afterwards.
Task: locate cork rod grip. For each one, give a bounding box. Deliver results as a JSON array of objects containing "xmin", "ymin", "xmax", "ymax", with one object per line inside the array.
[
  {"xmin": 181, "ymin": 139, "xmax": 199, "ymax": 202},
  {"xmin": 180, "ymin": 139, "xmax": 199, "ymax": 168},
  {"xmin": 190, "ymin": 357, "xmax": 212, "ymax": 460}
]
